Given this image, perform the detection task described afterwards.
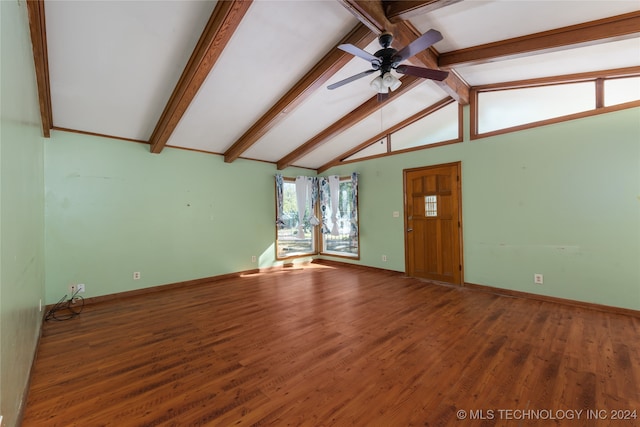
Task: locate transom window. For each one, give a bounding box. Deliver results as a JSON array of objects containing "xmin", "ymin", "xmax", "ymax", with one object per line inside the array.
[
  {"xmin": 477, "ymin": 82, "xmax": 595, "ymax": 134},
  {"xmin": 473, "ymin": 73, "xmax": 640, "ymax": 139},
  {"xmin": 604, "ymin": 76, "xmax": 640, "ymax": 107}
]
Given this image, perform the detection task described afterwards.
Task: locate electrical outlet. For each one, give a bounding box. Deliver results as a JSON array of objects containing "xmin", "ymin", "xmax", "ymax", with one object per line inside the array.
[
  {"xmin": 251, "ymin": 255, "xmax": 257, "ymax": 263},
  {"xmin": 534, "ymin": 273, "xmax": 543, "ymax": 285},
  {"xmin": 382, "ymin": 255, "xmax": 388, "ymax": 262},
  {"xmin": 77, "ymin": 284, "xmax": 85, "ymax": 293},
  {"xmin": 133, "ymin": 272, "xmax": 141, "ymax": 280}
]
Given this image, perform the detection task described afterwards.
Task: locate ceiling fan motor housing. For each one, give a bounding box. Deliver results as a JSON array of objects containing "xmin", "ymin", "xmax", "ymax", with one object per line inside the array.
[
  {"xmin": 375, "ymin": 32, "xmax": 399, "ymax": 73},
  {"xmin": 374, "ymin": 47, "xmax": 399, "ymax": 73},
  {"xmin": 379, "ymin": 32, "xmax": 394, "ymax": 48}
]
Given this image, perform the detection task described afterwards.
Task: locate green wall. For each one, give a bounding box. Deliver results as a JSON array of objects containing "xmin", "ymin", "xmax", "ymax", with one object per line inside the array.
[
  {"xmin": 0, "ymin": 1, "xmax": 47, "ymax": 426},
  {"xmin": 45, "ymin": 131, "xmax": 311, "ymax": 303},
  {"xmin": 327, "ymin": 106, "xmax": 640, "ymax": 310},
  {"xmin": 46, "ymin": 107, "xmax": 640, "ymax": 311}
]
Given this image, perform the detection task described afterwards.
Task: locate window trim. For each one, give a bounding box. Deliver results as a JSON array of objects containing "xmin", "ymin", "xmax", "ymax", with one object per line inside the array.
[{"xmin": 471, "ymin": 66, "xmax": 640, "ymax": 140}]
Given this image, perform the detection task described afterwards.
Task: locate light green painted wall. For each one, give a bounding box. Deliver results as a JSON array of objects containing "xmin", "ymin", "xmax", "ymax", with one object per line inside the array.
[
  {"xmin": 45, "ymin": 131, "xmax": 311, "ymax": 303},
  {"xmin": 46, "ymin": 107, "xmax": 640, "ymax": 311},
  {"xmin": 0, "ymin": 1, "xmax": 47, "ymax": 426},
  {"xmin": 327, "ymin": 106, "xmax": 640, "ymax": 310}
]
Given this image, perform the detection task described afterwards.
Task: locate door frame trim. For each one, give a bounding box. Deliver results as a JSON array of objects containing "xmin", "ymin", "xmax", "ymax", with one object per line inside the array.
[{"xmin": 402, "ymin": 161, "xmax": 464, "ymax": 285}]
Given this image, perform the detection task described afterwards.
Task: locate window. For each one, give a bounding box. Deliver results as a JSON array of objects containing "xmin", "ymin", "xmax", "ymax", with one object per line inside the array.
[
  {"xmin": 320, "ymin": 174, "xmax": 359, "ymax": 258},
  {"xmin": 275, "ymin": 177, "xmax": 316, "ymax": 259},
  {"xmin": 472, "ymin": 71, "xmax": 640, "ymax": 139},
  {"xmin": 343, "ymin": 138, "xmax": 387, "ymax": 162},
  {"xmin": 477, "ymin": 82, "xmax": 595, "ymax": 134},
  {"xmin": 338, "ymin": 98, "xmax": 461, "ymax": 166},
  {"xmin": 391, "ymin": 102, "xmax": 460, "ymax": 152},
  {"xmin": 604, "ymin": 76, "xmax": 640, "ymax": 107}
]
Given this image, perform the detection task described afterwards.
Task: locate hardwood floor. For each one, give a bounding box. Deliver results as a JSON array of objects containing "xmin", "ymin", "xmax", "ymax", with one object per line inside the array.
[{"xmin": 23, "ymin": 264, "xmax": 639, "ymax": 426}]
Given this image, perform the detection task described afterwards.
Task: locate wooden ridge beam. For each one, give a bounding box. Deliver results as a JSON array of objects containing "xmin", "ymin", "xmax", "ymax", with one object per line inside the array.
[
  {"xmin": 383, "ymin": 0, "xmax": 463, "ymax": 23},
  {"xmin": 338, "ymin": 0, "xmax": 388, "ymax": 35},
  {"xmin": 223, "ymin": 23, "xmax": 375, "ymax": 163},
  {"xmin": 149, "ymin": 0, "xmax": 253, "ymax": 154}
]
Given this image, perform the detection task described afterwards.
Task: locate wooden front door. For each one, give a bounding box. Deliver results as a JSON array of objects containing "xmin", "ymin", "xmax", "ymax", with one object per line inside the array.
[{"xmin": 404, "ymin": 162, "xmax": 462, "ymax": 284}]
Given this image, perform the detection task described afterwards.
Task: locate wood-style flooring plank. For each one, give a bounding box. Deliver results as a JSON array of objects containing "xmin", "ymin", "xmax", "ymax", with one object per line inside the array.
[{"xmin": 22, "ymin": 264, "xmax": 640, "ymax": 426}]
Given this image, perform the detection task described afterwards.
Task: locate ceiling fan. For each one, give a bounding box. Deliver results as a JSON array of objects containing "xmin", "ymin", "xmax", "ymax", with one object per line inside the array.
[{"xmin": 327, "ymin": 29, "xmax": 449, "ymax": 101}]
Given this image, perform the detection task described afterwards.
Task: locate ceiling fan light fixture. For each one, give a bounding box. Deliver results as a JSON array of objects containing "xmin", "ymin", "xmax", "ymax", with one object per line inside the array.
[
  {"xmin": 382, "ymin": 72, "xmax": 394, "ymax": 86},
  {"xmin": 386, "ymin": 73, "xmax": 402, "ymax": 91},
  {"xmin": 371, "ymin": 73, "xmax": 401, "ymax": 94},
  {"xmin": 370, "ymin": 76, "xmax": 384, "ymax": 93}
]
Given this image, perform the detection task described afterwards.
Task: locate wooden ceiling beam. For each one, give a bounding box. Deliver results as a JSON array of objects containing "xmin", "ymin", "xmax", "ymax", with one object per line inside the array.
[
  {"xmin": 149, "ymin": 0, "xmax": 252, "ymax": 154},
  {"xmin": 439, "ymin": 11, "xmax": 640, "ymax": 68},
  {"xmin": 338, "ymin": 0, "xmax": 389, "ymax": 35},
  {"xmin": 26, "ymin": 0, "xmax": 53, "ymax": 138},
  {"xmin": 383, "ymin": 0, "xmax": 463, "ymax": 23},
  {"xmin": 223, "ymin": 23, "xmax": 375, "ymax": 163},
  {"xmin": 276, "ymin": 75, "xmax": 422, "ymax": 170},
  {"xmin": 338, "ymin": 0, "xmax": 469, "ymax": 104},
  {"xmin": 394, "ymin": 20, "xmax": 469, "ymax": 104}
]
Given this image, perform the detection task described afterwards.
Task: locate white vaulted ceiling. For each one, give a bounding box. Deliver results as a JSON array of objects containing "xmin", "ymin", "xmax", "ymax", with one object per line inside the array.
[
  {"xmin": 34, "ymin": 0, "xmax": 640, "ymax": 171},
  {"xmin": 46, "ymin": 0, "xmax": 217, "ymax": 140}
]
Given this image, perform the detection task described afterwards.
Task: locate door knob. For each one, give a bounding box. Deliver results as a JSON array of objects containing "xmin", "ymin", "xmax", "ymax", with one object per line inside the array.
[{"xmin": 407, "ymin": 228, "xmax": 413, "ymax": 232}]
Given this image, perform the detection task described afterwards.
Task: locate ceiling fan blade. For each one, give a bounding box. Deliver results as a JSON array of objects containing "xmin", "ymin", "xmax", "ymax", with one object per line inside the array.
[
  {"xmin": 395, "ymin": 29, "xmax": 443, "ymax": 62},
  {"xmin": 338, "ymin": 44, "xmax": 380, "ymax": 64},
  {"xmin": 327, "ymin": 69, "xmax": 377, "ymax": 90},
  {"xmin": 395, "ymin": 65, "xmax": 449, "ymax": 81}
]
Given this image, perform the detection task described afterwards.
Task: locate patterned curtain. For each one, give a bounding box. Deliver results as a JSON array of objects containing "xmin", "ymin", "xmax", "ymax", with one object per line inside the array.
[
  {"xmin": 279, "ymin": 174, "xmax": 354, "ymax": 236},
  {"xmin": 350, "ymin": 172, "xmax": 358, "ymax": 238},
  {"xmin": 319, "ymin": 174, "xmax": 358, "ymax": 237},
  {"xmin": 319, "ymin": 177, "xmax": 331, "ymax": 234},
  {"xmin": 275, "ymin": 174, "xmax": 285, "ymax": 229},
  {"xmin": 309, "ymin": 177, "xmax": 320, "ymax": 226},
  {"xmin": 295, "ymin": 176, "xmax": 322, "ymax": 238}
]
